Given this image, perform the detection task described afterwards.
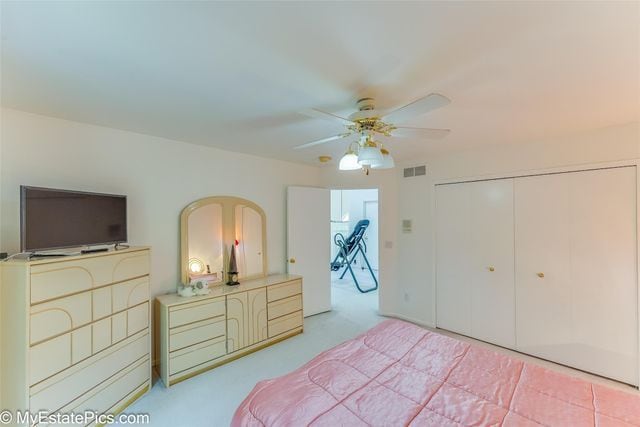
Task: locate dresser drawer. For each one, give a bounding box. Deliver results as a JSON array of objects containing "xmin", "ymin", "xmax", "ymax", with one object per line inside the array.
[
  {"xmin": 170, "ymin": 318, "xmax": 226, "ymax": 352},
  {"xmin": 127, "ymin": 302, "xmax": 149, "ymax": 336},
  {"xmin": 30, "ymin": 250, "xmax": 150, "ymax": 304},
  {"xmin": 30, "ymin": 292, "xmax": 92, "ymax": 344},
  {"xmin": 267, "ymin": 294, "xmax": 302, "ymax": 320},
  {"xmin": 112, "ymin": 277, "xmax": 150, "ymax": 313},
  {"xmin": 30, "ymin": 334, "xmax": 72, "ymax": 385},
  {"xmin": 30, "ymin": 324, "xmax": 94, "ymax": 386},
  {"xmin": 267, "ymin": 280, "xmax": 302, "ymax": 303},
  {"xmin": 169, "ymin": 298, "xmax": 225, "ymax": 328},
  {"xmin": 267, "ymin": 310, "xmax": 303, "ymax": 338},
  {"xmin": 30, "ymin": 332, "xmax": 150, "ymax": 413},
  {"xmin": 169, "ymin": 336, "xmax": 226, "ymax": 375},
  {"xmin": 93, "ymin": 318, "xmax": 112, "ymax": 354},
  {"xmin": 56, "ymin": 358, "xmax": 150, "ymax": 422}
]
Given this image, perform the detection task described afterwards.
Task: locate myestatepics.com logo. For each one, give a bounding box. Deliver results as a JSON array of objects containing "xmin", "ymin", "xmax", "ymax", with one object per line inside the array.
[{"xmin": 0, "ymin": 410, "xmax": 150, "ymax": 425}]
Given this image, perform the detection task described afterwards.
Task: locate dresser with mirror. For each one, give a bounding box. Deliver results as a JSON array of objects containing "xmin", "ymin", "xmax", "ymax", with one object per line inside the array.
[{"xmin": 156, "ymin": 196, "xmax": 303, "ymax": 387}]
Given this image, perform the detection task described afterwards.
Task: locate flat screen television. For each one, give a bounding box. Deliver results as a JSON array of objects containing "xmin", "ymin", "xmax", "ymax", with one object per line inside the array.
[{"xmin": 20, "ymin": 186, "xmax": 127, "ymax": 252}]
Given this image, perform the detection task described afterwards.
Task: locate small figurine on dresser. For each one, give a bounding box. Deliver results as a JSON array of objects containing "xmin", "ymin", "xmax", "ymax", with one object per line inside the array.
[
  {"xmin": 226, "ymin": 244, "xmax": 240, "ymax": 286},
  {"xmin": 178, "ymin": 278, "xmax": 211, "ymax": 297}
]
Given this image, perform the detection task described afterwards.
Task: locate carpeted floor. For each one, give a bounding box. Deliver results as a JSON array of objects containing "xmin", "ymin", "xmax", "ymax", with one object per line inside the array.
[{"xmin": 120, "ymin": 270, "xmax": 382, "ymax": 426}]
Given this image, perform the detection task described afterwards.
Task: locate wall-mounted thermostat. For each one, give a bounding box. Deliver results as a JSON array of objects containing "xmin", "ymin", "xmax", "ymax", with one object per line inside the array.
[{"xmin": 402, "ymin": 219, "xmax": 412, "ymax": 233}]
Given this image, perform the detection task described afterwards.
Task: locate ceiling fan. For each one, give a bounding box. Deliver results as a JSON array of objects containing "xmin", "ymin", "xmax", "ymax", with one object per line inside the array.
[{"xmin": 295, "ymin": 93, "xmax": 451, "ymax": 172}]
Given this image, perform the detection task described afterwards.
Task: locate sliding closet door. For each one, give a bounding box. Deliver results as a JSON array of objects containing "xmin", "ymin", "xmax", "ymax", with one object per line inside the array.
[
  {"xmin": 436, "ymin": 183, "xmax": 472, "ymax": 336},
  {"xmin": 436, "ymin": 179, "xmax": 515, "ymax": 346},
  {"xmin": 568, "ymin": 167, "xmax": 637, "ymax": 383},
  {"xmin": 515, "ymin": 174, "xmax": 573, "ymax": 360},
  {"xmin": 516, "ymin": 167, "xmax": 638, "ymax": 384},
  {"xmin": 469, "ymin": 179, "xmax": 515, "ymax": 348}
]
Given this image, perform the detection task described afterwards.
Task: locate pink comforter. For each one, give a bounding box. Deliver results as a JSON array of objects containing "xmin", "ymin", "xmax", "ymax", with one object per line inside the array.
[{"xmin": 232, "ymin": 319, "xmax": 640, "ymax": 426}]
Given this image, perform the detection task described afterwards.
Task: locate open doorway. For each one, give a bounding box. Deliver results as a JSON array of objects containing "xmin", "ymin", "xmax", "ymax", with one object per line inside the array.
[{"xmin": 330, "ymin": 189, "xmax": 379, "ymax": 314}]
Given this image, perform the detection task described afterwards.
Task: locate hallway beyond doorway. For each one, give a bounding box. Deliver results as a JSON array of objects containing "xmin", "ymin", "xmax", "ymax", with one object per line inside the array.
[
  {"xmin": 331, "ymin": 268, "xmax": 378, "ymax": 314},
  {"xmin": 330, "ymin": 188, "xmax": 379, "ymax": 311}
]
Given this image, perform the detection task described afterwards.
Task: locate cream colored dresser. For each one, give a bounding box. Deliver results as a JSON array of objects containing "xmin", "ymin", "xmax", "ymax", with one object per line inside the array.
[
  {"xmin": 0, "ymin": 247, "xmax": 152, "ymax": 426},
  {"xmin": 156, "ymin": 274, "xmax": 303, "ymax": 387}
]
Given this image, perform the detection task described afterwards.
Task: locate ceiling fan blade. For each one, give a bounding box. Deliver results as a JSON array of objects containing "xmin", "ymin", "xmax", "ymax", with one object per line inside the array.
[
  {"xmin": 293, "ymin": 133, "xmax": 351, "ymax": 150},
  {"xmin": 392, "ymin": 127, "xmax": 451, "ymax": 139},
  {"xmin": 299, "ymin": 108, "xmax": 353, "ymax": 126},
  {"xmin": 382, "ymin": 93, "xmax": 450, "ymax": 124}
]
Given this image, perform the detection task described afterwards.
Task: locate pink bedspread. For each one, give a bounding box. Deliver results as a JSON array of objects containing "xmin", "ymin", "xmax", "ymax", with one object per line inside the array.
[{"xmin": 232, "ymin": 319, "xmax": 640, "ymax": 426}]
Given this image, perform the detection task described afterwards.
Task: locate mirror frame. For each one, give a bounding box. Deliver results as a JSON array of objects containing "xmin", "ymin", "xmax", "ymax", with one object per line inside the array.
[{"xmin": 180, "ymin": 196, "xmax": 267, "ymax": 285}]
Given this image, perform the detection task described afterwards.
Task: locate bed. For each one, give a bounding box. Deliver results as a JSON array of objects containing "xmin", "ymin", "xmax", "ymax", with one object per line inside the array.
[{"xmin": 232, "ymin": 319, "xmax": 640, "ymax": 426}]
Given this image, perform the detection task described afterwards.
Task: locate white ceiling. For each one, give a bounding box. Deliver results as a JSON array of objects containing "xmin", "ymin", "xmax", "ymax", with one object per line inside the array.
[{"xmin": 2, "ymin": 1, "xmax": 639, "ymax": 165}]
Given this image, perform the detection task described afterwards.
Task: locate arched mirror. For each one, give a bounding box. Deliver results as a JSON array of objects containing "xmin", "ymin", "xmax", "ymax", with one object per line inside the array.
[
  {"xmin": 235, "ymin": 204, "xmax": 264, "ymax": 278},
  {"xmin": 184, "ymin": 201, "xmax": 224, "ymax": 284},
  {"xmin": 181, "ymin": 196, "xmax": 267, "ymax": 285}
]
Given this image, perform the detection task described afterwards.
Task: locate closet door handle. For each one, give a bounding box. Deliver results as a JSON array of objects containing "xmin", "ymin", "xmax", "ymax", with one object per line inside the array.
[
  {"xmin": 289, "ymin": 258, "xmax": 296, "ymax": 264},
  {"xmin": 537, "ymin": 272, "xmax": 545, "ymax": 278},
  {"xmin": 488, "ymin": 266, "xmax": 495, "ymax": 272}
]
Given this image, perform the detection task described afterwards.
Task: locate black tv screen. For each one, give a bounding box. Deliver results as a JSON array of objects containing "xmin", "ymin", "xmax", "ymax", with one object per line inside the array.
[{"xmin": 21, "ymin": 186, "xmax": 127, "ymax": 252}]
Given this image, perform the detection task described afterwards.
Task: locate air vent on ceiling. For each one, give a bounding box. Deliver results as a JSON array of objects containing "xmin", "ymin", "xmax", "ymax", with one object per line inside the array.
[{"xmin": 403, "ymin": 165, "xmax": 426, "ymax": 178}]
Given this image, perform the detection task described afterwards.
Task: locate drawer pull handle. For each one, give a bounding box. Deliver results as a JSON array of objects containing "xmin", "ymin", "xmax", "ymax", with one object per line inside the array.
[
  {"xmin": 488, "ymin": 266, "xmax": 495, "ymax": 272},
  {"xmin": 537, "ymin": 272, "xmax": 545, "ymax": 278}
]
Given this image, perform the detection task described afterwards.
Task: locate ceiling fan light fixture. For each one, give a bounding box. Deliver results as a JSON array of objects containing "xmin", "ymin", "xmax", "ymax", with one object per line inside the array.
[
  {"xmin": 339, "ymin": 146, "xmax": 360, "ymax": 171},
  {"xmin": 296, "ymin": 93, "xmax": 451, "ymax": 173},
  {"xmin": 357, "ymin": 139, "xmax": 383, "ymax": 167},
  {"xmin": 371, "ymin": 147, "xmax": 395, "ymax": 170}
]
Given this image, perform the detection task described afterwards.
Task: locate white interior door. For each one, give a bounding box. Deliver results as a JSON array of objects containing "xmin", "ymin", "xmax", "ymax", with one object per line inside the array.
[
  {"xmin": 363, "ymin": 201, "xmax": 379, "ymax": 270},
  {"xmin": 568, "ymin": 167, "xmax": 637, "ymax": 384},
  {"xmin": 287, "ymin": 186, "xmax": 331, "ymax": 316},
  {"xmin": 435, "ymin": 183, "xmax": 472, "ymax": 336},
  {"xmin": 436, "ymin": 180, "xmax": 515, "ymax": 346},
  {"xmin": 515, "ymin": 173, "xmax": 574, "ymax": 360},
  {"xmin": 515, "ymin": 167, "xmax": 638, "ymax": 384},
  {"xmin": 469, "ymin": 179, "xmax": 515, "ymax": 348}
]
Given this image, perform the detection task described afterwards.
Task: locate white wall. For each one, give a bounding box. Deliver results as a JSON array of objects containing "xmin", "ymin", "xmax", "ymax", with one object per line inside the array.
[
  {"xmin": 345, "ymin": 189, "xmax": 378, "ymax": 225},
  {"xmin": 395, "ymin": 122, "xmax": 640, "ymax": 326},
  {"xmin": 0, "ymin": 108, "xmax": 322, "ymax": 297},
  {"xmin": 345, "ymin": 189, "xmax": 378, "ymax": 269},
  {"xmin": 2, "ymin": 107, "xmax": 636, "ymax": 336}
]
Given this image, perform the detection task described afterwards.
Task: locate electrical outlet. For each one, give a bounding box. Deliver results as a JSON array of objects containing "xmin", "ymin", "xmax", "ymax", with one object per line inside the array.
[{"xmin": 384, "ymin": 240, "xmax": 393, "ymax": 249}]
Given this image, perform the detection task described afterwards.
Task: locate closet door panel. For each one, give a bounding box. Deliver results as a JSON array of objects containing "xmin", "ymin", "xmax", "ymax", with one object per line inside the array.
[
  {"xmin": 567, "ymin": 167, "xmax": 637, "ymax": 383},
  {"xmin": 515, "ymin": 174, "xmax": 573, "ymax": 358},
  {"xmin": 470, "ymin": 179, "xmax": 515, "ymax": 348},
  {"xmin": 435, "ymin": 184, "xmax": 472, "ymax": 336}
]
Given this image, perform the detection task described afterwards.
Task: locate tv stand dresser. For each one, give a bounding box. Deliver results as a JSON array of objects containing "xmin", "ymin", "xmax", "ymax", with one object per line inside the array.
[{"xmin": 1, "ymin": 247, "xmax": 151, "ymax": 426}]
